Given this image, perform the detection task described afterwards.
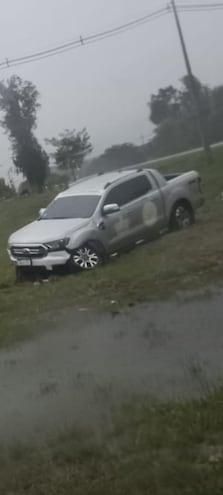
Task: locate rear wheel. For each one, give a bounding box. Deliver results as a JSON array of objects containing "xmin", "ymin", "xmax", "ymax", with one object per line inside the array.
[
  {"xmin": 70, "ymin": 242, "xmax": 104, "ymax": 271},
  {"xmin": 169, "ymin": 201, "xmax": 194, "ymax": 231}
]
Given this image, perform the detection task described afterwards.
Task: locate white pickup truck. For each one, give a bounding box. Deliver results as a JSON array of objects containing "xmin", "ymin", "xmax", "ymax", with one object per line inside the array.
[{"xmin": 8, "ymin": 167, "xmax": 203, "ymax": 272}]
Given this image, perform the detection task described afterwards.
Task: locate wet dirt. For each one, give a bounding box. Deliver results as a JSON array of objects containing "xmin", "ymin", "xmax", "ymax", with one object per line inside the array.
[{"xmin": 1, "ymin": 289, "xmax": 223, "ymax": 443}]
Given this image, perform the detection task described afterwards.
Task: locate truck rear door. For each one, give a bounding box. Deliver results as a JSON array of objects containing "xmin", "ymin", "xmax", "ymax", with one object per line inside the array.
[{"xmin": 102, "ymin": 173, "xmax": 165, "ymax": 250}]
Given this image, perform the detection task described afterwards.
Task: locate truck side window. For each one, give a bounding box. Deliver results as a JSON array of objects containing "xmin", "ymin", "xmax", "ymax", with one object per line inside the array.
[{"xmin": 105, "ymin": 175, "xmax": 152, "ymax": 206}]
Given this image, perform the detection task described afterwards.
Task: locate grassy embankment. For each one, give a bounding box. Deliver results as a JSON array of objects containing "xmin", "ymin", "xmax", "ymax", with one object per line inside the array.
[
  {"xmin": 0, "ymin": 146, "xmax": 223, "ymax": 345},
  {"xmin": 1, "ymin": 147, "xmax": 223, "ymax": 494}
]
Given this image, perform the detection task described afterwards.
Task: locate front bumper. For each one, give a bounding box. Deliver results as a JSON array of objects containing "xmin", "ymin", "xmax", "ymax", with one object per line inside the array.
[{"xmin": 8, "ymin": 249, "xmax": 71, "ymax": 270}]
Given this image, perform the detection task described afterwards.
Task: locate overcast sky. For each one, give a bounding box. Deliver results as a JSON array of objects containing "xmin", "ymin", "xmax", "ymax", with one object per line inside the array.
[{"xmin": 0, "ymin": 0, "xmax": 223, "ymax": 180}]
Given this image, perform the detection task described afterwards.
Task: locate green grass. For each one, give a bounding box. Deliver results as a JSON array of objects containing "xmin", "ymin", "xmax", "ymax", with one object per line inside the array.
[
  {"xmin": 1, "ymin": 146, "xmax": 223, "ymax": 345},
  {"xmin": 1, "ymin": 388, "xmax": 223, "ymax": 494},
  {"xmin": 1, "ymin": 150, "xmax": 223, "ymax": 493}
]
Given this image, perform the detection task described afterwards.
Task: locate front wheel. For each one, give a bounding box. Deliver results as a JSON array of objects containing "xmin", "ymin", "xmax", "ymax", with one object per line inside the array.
[
  {"xmin": 169, "ymin": 202, "xmax": 194, "ymax": 231},
  {"xmin": 70, "ymin": 243, "xmax": 103, "ymax": 271}
]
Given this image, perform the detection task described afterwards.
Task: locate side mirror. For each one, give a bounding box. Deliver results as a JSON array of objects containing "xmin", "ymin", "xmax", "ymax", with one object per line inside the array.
[
  {"xmin": 39, "ymin": 208, "xmax": 46, "ymax": 218},
  {"xmin": 103, "ymin": 203, "xmax": 120, "ymax": 216}
]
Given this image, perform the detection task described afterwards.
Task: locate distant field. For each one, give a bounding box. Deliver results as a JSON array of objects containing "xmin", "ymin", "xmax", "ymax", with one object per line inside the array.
[{"xmin": 1, "ymin": 146, "xmax": 223, "ymax": 345}]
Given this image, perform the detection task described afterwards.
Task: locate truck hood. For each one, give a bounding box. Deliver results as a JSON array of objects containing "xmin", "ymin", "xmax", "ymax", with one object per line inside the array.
[{"xmin": 9, "ymin": 218, "xmax": 90, "ymax": 245}]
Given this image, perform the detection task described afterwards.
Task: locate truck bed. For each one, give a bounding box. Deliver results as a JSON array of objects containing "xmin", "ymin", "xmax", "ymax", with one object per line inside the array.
[{"xmin": 164, "ymin": 173, "xmax": 181, "ymax": 181}]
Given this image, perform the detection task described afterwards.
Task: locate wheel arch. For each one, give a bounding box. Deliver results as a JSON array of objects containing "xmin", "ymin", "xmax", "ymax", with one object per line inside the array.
[{"xmin": 84, "ymin": 239, "xmax": 107, "ymax": 258}]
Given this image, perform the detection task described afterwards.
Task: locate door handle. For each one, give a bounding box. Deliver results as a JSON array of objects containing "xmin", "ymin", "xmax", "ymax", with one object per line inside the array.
[{"xmin": 97, "ymin": 220, "xmax": 105, "ymax": 230}]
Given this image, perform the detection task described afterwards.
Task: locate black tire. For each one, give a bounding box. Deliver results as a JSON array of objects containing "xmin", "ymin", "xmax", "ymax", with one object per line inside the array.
[
  {"xmin": 169, "ymin": 201, "xmax": 194, "ymax": 231},
  {"xmin": 70, "ymin": 242, "xmax": 105, "ymax": 271}
]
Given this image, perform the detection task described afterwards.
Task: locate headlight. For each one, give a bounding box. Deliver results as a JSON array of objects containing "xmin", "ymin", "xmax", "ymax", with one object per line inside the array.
[{"xmin": 45, "ymin": 237, "xmax": 70, "ymax": 251}]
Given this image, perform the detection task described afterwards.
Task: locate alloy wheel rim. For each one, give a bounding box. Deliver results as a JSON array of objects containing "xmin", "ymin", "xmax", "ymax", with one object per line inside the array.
[
  {"xmin": 73, "ymin": 247, "xmax": 99, "ymax": 269},
  {"xmin": 175, "ymin": 206, "xmax": 191, "ymax": 228}
]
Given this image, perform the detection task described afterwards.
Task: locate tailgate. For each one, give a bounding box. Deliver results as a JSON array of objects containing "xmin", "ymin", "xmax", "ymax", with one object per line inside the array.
[{"xmin": 167, "ymin": 170, "xmax": 203, "ymax": 207}]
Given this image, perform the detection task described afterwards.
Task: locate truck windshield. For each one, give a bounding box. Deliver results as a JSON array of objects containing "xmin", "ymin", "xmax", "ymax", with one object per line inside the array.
[{"xmin": 42, "ymin": 195, "xmax": 100, "ymax": 219}]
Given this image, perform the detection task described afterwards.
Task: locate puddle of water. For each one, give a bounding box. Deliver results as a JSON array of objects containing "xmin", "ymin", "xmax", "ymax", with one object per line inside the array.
[{"xmin": 0, "ymin": 289, "xmax": 223, "ymax": 443}]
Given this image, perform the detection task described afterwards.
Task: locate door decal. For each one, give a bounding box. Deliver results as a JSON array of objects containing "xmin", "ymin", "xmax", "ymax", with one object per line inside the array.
[
  {"xmin": 114, "ymin": 214, "xmax": 129, "ymax": 234},
  {"xmin": 142, "ymin": 200, "xmax": 158, "ymax": 227}
]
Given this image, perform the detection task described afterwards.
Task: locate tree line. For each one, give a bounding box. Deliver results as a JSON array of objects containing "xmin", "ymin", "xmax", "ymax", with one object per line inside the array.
[
  {"xmin": 0, "ymin": 73, "xmax": 223, "ymax": 193},
  {"xmin": 89, "ymin": 75, "xmax": 223, "ymax": 174}
]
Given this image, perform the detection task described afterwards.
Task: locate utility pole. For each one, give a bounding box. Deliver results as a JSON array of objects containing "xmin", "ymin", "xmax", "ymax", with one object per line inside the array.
[{"xmin": 171, "ymin": 0, "xmax": 213, "ymax": 164}]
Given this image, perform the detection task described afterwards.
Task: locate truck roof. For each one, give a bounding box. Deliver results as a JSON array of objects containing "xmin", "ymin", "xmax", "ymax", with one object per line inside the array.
[{"xmin": 58, "ymin": 168, "xmax": 149, "ymax": 197}]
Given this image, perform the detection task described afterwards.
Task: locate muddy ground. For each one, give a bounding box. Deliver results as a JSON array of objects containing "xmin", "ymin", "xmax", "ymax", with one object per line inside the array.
[{"xmin": 0, "ymin": 289, "xmax": 223, "ymax": 444}]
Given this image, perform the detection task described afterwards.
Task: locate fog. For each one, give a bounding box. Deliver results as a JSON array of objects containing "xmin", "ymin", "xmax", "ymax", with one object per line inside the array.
[{"xmin": 0, "ymin": 0, "xmax": 222, "ymax": 180}]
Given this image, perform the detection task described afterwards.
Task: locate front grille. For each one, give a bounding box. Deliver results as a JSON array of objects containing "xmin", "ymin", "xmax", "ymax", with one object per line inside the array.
[{"xmin": 11, "ymin": 245, "xmax": 47, "ymax": 259}]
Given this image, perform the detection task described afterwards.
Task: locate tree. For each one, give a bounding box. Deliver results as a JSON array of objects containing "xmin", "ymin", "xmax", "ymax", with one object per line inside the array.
[
  {"xmin": 149, "ymin": 86, "xmax": 180, "ymax": 125},
  {"xmin": 103, "ymin": 143, "xmax": 142, "ymax": 166},
  {"xmin": 207, "ymin": 85, "xmax": 223, "ymax": 143},
  {"xmin": 0, "ymin": 75, "xmax": 48, "ymax": 191},
  {"xmin": 0, "ymin": 177, "xmax": 15, "ymax": 199},
  {"xmin": 13, "ymin": 136, "xmax": 49, "ymax": 191},
  {"xmin": 46, "ymin": 128, "xmax": 92, "ymax": 180},
  {"xmin": 147, "ymin": 75, "xmax": 219, "ymax": 157},
  {"xmin": 149, "ymin": 77, "xmax": 209, "ymax": 127},
  {"xmin": 87, "ymin": 143, "xmax": 145, "ymax": 175}
]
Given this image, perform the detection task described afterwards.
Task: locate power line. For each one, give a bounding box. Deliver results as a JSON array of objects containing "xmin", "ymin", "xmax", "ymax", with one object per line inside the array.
[
  {"xmin": 0, "ymin": 7, "xmax": 167, "ymax": 70},
  {"xmin": 0, "ymin": 10, "xmax": 168, "ymax": 71},
  {"xmin": 179, "ymin": 2, "xmax": 223, "ymax": 7},
  {"xmin": 0, "ymin": 3, "xmax": 222, "ymax": 71},
  {"xmin": 179, "ymin": 4, "xmax": 223, "ymax": 11}
]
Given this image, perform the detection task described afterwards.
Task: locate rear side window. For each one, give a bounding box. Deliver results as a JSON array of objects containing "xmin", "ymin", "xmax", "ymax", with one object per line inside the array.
[{"xmin": 105, "ymin": 175, "xmax": 152, "ymax": 207}]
